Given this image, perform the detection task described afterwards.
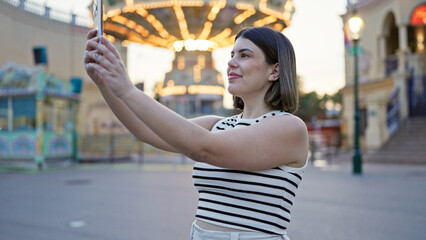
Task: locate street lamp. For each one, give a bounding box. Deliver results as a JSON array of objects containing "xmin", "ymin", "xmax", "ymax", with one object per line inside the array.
[{"xmin": 347, "ymin": 14, "xmax": 364, "ymax": 174}]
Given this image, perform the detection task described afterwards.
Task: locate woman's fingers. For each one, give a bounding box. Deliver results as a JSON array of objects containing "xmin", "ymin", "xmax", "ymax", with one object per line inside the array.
[
  {"xmin": 85, "ymin": 61, "xmax": 107, "ymax": 86},
  {"xmin": 87, "ymin": 29, "xmax": 97, "ymax": 40},
  {"xmin": 86, "ymin": 37, "xmax": 116, "ymax": 65},
  {"xmin": 85, "ymin": 49, "xmax": 112, "ymax": 72},
  {"xmin": 84, "ymin": 51, "xmax": 92, "ymax": 64},
  {"xmin": 84, "ymin": 33, "xmax": 132, "ymax": 97},
  {"xmin": 100, "ymin": 36, "xmax": 121, "ymax": 59},
  {"xmin": 92, "ymin": 36, "xmax": 121, "ymax": 63}
]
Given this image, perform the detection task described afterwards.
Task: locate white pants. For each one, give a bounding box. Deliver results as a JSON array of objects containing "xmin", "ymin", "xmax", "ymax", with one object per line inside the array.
[{"xmin": 190, "ymin": 221, "xmax": 290, "ymax": 240}]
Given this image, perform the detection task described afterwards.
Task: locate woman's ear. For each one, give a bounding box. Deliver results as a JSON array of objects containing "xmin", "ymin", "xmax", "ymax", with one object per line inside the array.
[{"xmin": 268, "ymin": 63, "xmax": 280, "ymax": 82}]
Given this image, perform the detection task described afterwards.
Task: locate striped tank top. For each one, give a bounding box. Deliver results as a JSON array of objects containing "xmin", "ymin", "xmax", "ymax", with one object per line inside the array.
[{"xmin": 192, "ymin": 110, "xmax": 307, "ymax": 235}]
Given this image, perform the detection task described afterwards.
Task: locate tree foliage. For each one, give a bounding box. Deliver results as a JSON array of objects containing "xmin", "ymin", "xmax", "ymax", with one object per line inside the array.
[{"xmin": 296, "ymin": 90, "xmax": 342, "ymax": 122}]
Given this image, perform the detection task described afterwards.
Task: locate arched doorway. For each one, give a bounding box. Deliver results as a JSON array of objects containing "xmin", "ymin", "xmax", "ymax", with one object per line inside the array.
[{"xmin": 383, "ymin": 12, "xmax": 399, "ymax": 76}]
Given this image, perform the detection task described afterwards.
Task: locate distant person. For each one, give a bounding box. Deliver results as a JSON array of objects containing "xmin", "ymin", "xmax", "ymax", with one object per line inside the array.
[{"xmin": 84, "ymin": 26, "xmax": 308, "ymax": 240}]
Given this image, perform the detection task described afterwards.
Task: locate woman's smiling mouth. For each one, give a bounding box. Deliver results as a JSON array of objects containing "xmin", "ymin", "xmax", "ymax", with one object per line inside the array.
[{"xmin": 228, "ymin": 72, "xmax": 242, "ymax": 80}]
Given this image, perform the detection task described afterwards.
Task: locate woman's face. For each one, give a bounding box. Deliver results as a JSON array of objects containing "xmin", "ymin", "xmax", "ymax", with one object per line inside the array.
[{"xmin": 227, "ymin": 37, "xmax": 277, "ymax": 99}]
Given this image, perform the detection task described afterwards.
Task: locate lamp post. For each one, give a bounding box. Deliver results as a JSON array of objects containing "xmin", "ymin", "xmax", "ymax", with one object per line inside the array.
[{"xmin": 347, "ymin": 15, "xmax": 364, "ymax": 174}]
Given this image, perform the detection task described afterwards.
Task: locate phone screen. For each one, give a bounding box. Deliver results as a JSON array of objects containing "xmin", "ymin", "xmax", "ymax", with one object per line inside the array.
[{"xmin": 93, "ymin": 0, "xmax": 103, "ymax": 40}]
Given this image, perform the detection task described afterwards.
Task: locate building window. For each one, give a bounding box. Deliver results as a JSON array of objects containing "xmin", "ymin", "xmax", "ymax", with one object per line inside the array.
[
  {"xmin": 0, "ymin": 97, "xmax": 36, "ymax": 131},
  {"xmin": 0, "ymin": 98, "xmax": 8, "ymax": 131},
  {"xmin": 44, "ymin": 97, "xmax": 68, "ymax": 132}
]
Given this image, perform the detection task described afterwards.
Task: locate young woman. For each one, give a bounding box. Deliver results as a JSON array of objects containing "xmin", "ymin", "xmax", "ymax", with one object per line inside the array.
[{"xmin": 84, "ymin": 26, "xmax": 309, "ymax": 240}]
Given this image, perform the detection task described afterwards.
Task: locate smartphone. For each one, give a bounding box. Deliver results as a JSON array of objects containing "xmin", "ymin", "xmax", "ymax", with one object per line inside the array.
[{"xmin": 93, "ymin": 0, "xmax": 103, "ymax": 41}]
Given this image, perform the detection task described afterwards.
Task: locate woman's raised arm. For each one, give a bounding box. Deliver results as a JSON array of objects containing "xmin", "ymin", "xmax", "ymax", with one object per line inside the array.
[{"xmin": 85, "ymin": 33, "xmax": 308, "ymax": 171}]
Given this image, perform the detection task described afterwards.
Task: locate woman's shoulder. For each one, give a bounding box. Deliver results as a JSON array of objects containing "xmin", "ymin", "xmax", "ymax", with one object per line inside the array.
[
  {"xmin": 264, "ymin": 111, "xmax": 307, "ymax": 129},
  {"xmin": 277, "ymin": 113, "xmax": 308, "ymax": 139},
  {"xmin": 279, "ymin": 112, "xmax": 306, "ymax": 126}
]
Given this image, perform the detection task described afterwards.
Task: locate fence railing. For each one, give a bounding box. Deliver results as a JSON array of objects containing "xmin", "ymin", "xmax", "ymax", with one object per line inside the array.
[
  {"xmin": 78, "ymin": 133, "xmax": 189, "ymax": 164},
  {"xmin": 385, "ymin": 55, "xmax": 399, "ymax": 77},
  {"xmin": 3, "ymin": 0, "xmax": 92, "ymax": 27},
  {"xmin": 386, "ymin": 88, "xmax": 400, "ymax": 137}
]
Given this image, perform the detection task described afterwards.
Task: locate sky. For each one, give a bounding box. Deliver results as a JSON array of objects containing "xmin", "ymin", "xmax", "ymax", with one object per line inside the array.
[{"xmin": 42, "ymin": 0, "xmax": 347, "ymax": 108}]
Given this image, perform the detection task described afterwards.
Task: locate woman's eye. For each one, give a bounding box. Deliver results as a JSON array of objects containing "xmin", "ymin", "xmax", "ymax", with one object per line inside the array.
[{"xmin": 241, "ymin": 53, "xmax": 249, "ymax": 58}]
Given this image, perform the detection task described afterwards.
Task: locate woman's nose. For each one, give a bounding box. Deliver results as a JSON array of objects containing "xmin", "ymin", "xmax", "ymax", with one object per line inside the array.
[{"xmin": 228, "ymin": 57, "xmax": 237, "ymax": 68}]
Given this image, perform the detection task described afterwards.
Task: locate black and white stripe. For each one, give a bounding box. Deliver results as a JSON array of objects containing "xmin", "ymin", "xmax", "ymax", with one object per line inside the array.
[{"xmin": 193, "ymin": 110, "xmax": 307, "ymax": 235}]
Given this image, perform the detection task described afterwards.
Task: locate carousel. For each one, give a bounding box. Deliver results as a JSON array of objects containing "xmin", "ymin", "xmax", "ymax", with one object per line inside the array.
[
  {"xmin": 100, "ymin": 0, "xmax": 295, "ymax": 116},
  {"xmin": 0, "ymin": 62, "xmax": 81, "ymax": 167}
]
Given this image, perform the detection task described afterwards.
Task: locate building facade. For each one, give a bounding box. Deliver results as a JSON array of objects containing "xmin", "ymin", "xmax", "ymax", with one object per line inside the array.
[
  {"xmin": 0, "ymin": 0, "xmax": 129, "ymax": 136},
  {"xmin": 341, "ymin": 0, "xmax": 425, "ymax": 150}
]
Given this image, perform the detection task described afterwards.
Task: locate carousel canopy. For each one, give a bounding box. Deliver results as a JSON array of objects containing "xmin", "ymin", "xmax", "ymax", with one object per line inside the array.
[{"xmin": 100, "ymin": 0, "xmax": 295, "ymax": 50}]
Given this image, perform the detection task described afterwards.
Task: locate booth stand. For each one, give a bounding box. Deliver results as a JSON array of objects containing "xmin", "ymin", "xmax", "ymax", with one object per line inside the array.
[{"xmin": 0, "ymin": 63, "xmax": 81, "ymax": 168}]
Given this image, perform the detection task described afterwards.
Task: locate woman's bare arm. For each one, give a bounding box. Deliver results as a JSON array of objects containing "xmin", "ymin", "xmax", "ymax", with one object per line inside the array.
[{"xmin": 85, "ymin": 34, "xmax": 308, "ymax": 171}]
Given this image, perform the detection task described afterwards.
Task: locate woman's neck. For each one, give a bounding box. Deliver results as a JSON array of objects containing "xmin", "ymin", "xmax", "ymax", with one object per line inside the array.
[
  {"xmin": 240, "ymin": 98, "xmax": 273, "ymax": 119},
  {"xmin": 238, "ymin": 87, "xmax": 273, "ymax": 119}
]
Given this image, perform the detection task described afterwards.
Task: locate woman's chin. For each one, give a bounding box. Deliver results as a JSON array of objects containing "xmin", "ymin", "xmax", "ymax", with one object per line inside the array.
[{"xmin": 227, "ymin": 86, "xmax": 238, "ymax": 96}]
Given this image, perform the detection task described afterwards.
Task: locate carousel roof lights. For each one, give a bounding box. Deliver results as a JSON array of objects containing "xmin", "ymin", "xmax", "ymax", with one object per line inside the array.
[
  {"xmin": 284, "ymin": 0, "xmax": 293, "ymax": 13},
  {"xmin": 122, "ymin": 40, "xmax": 130, "ymax": 47},
  {"xmin": 108, "ymin": 9, "xmax": 177, "ymax": 44},
  {"xmin": 214, "ymin": 35, "xmax": 236, "ymax": 48},
  {"xmin": 259, "ymin": 0, "xmax": 291, "ymax": 21},
  {"xmin": 253, "ymin": 16, "xmax": 277, "ymax": 27},
  {"xmin": 125, "ymin": 33, "xmax": 143, "ymax": 44},
  {"xmin": 174, "ymin": 41, "xmax": 185, "ymax": 51},
  {"xmin": 198, "ymin": 55, "xmax": 206, "ymax": 68},
  {"xmin": 236, "ymin": 3, "xmax": 255, "ymax": 10},
  {"xmin": 111, "ymin": 15, "xmax": 129, "ymax": 25},
  {"xmin": 178, "ymin": 55, "xmax": 185, "ymax": 69},
  {"xmin": 196, "ymin": 40, "xmax": 215, "ymax": 51},
  {"xmin": 187, "ymin": 85, "xmax": 225, "ymax": 95},
  {"xmin": 135, "ymin": 8, "xmax": 148, "ymax": 17},
  {"xmin": 207, "ymin": 1, "xmax": 226, "ymax": 21},
  {"xmin": 167, "ymin": 80, "xmax": 175, "ymax": 87},
  {"xmin": 198, "ymin": 21, "xmax": 213, "ymax": 40},
  {"xmin": 208, "ymin": 28, "xmax": 232, "ymax": 43},
  {"xmin": 174, "ymin": 5, "xmax": 190, "ymax": 39},
  {"xmin": 234, "ymin": 8, "xmax": 257, "ymax": 24},
  {"xmin": 103, "ymin": 1, "xmax": 294, "ymax": 49},
  {"xmin": 185, "ymin": 39, "xmax": 197, "ymax": 51},
  {"xmin": 160, "ymin": 85, "xmax": 187, "ymax": 96},
  {"xmin": 147, "ymin": 35, "xmax": 171, "ymax": 47},
  {"xmin": 193, "ymin": 64, "xmax": 201, "ymax": 82},
  {"xmin": 107, "ymin": 9, "xmax": 122, "ymax": 18},
  {"xmin": 104, "ymin": 22, "xmax": 129, "ymax": 36},
  {"xmin": 173, "ymin": 39, "xmax": 216, "ymax": 51},
  {"xmin": 135, "ymin": 25, "xmax": 150, "ymax": 37},
  {"xmin": 145, "ymin": 14, "xmax": 175, "ymax": 40},
  {"xmin": 158, "ymin": 85, "xmax": 226, "ymax": 97},
  {"xmin": 273, "ymin": 23, "xmax": 284, "ymax": 31},
  {"xmin": 114, "ymin": 1, "xmax": 205, "ymax": 14}
]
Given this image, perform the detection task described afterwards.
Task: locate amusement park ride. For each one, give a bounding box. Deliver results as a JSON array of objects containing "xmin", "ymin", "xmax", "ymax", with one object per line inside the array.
[{"xmin": 99, "ymin": 0, "xmax": 295, "ymax": 116}]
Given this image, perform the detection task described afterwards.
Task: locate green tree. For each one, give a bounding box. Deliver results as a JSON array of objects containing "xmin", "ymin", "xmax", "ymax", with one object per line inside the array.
[
  {"xmin": 297, "ymin": 91, "xmax": 324, "ymax": 122},
  {"xmin": 297, "ymin": 90, "xmax": 342, "ymax": 122}
]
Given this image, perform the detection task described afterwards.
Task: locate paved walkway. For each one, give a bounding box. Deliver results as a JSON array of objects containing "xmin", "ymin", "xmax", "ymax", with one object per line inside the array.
[{"xmin": 0, "ymin": 159, "xmax": 425, "ymax": 240}]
